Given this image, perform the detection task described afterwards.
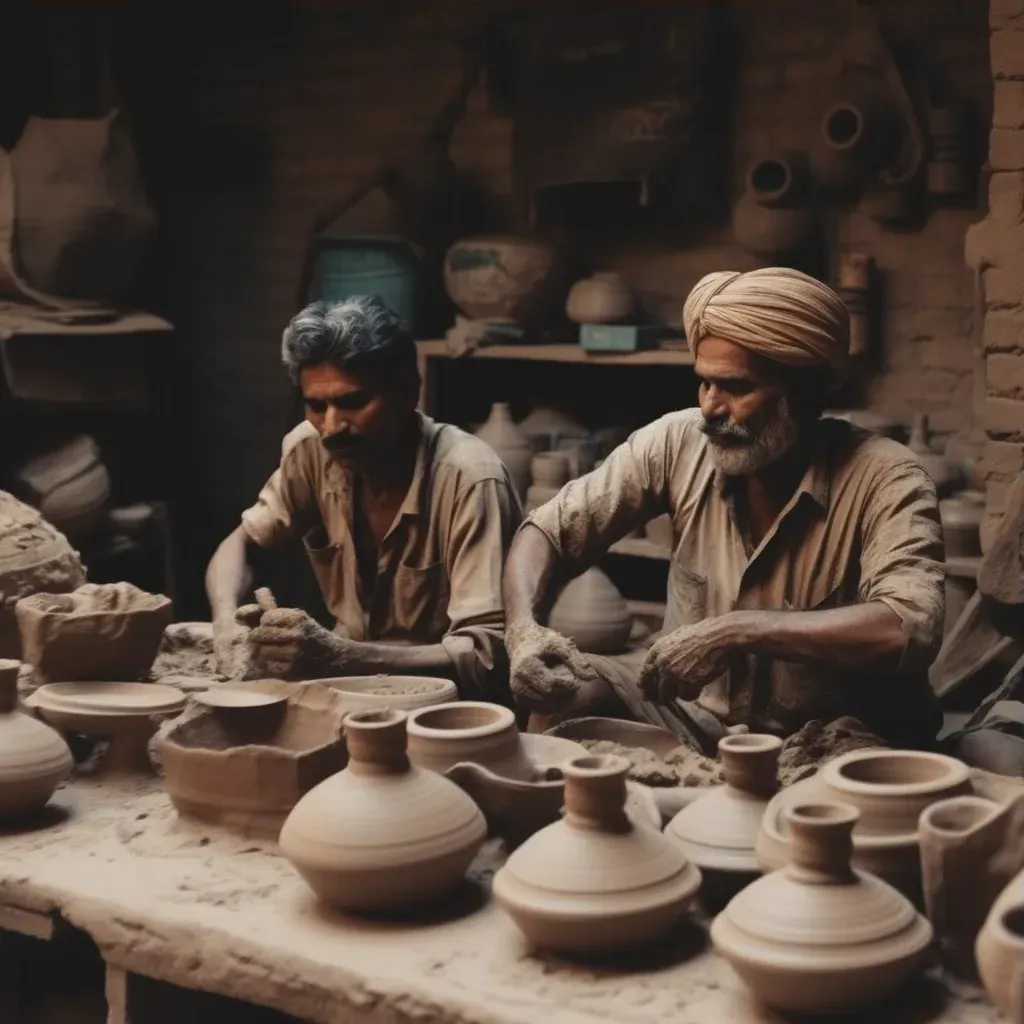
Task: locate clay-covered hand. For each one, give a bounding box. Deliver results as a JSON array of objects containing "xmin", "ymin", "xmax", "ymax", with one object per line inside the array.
[
  {"xmin": 506, "ymin": 620, "xmax": 597, "ymax": 714},
  {"xmin": 637, "ymin": 618, "xmax": 740, "ymax": 705},
  {"xmin": 249, "ymin": 608, "xmax": 349, "ymax": 680}
]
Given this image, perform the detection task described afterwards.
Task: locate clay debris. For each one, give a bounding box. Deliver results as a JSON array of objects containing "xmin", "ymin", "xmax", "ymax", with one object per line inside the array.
[
  {"xmin": 777, "ymin": 716, "xmax": 885, "ymax": 787},
  {"xmin": 151, "ymin": 621, "xmax": 259, "ymax": 682},
  {"xmin": 578, "ymin": 738, "xmax": 724, "ymax": 788}
]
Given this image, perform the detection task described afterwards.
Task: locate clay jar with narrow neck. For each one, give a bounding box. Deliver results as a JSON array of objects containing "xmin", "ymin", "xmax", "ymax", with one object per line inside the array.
[
  {"xmin": 977, "ymin": 867, "xmax": 1024, "ymax": 1021},
  {"xmin": 712, "ymin": 802, "xmax": 932, "ymax": 1015},
  {"xmin": 665, "ymin": 734, "xmax": 782, "ymax": 909},
  {"xmin": 474, "ymin": 403, "xmax": 532, "ymax": 498},
  {"xmin": 278, "ymin": 708, "xmax": 486, "ymax": 912},
  {"xmin": 492, "ymin": 754, "xmax": 702, "ymax": 954},
  {"xmin": 0, "ymin": 659, "xmax": 72, "ymax": 818}
]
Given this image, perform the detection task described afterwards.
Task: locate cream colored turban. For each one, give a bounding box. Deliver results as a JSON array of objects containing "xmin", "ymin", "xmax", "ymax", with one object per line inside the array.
[{"xmin": 683, "ymin": 267, "xmax": 851, "ymax": 389}]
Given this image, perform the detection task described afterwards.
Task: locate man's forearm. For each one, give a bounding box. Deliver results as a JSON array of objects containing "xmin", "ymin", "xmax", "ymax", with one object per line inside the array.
[
  {"xmin": 206, "ymin": 526, "xmax": 254, "ymax": 623},
  {"xmin": 502, "ymin": 524, "xmax": 563, "ymax": 638},
  {"xmin": 722, "ymin": 602, "xmax": 909, "ymax": 671},
  {"xmin": 306, "ymin": 634, "xmax": 457, "ymax": 681}
]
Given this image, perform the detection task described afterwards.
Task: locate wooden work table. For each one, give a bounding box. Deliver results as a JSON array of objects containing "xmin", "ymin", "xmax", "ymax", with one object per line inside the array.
[{"xmin": 0, "ymin": 774, "xmax": 1005, "ymax": 1024}]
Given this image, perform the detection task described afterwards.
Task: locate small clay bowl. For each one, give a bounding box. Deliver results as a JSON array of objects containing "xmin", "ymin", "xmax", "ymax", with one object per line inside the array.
[{"xmin": 193, "ymin": 687, "xmax": 288, "ymax": 741}]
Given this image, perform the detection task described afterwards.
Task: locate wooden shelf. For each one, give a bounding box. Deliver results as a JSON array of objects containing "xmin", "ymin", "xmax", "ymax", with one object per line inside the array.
[
  {"xmin": 608, "ymin": 536, "xmax": 672, "ymax": 560},
  {"xmin": 416, "ymin": 339, "xmax": 694, "ymax": 367}
]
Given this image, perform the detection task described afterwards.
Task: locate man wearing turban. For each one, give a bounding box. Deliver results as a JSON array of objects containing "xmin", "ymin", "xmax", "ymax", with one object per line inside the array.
[{"xmin": 503, "ymin": 267, "xmax": 945, "ymax": 751}]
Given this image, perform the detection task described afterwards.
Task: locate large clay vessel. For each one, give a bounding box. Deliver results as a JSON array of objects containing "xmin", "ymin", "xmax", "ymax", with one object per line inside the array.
[
  {"xmin": 549, "ymin": 567, "xmax": 632, "ymax": 654},
  {"xmin": 492, "ymin": 753, "xmax": 701, "ymax": 953},
  {"xmin": 0, "ymin": 659, "xmax": 72, "ymax": 818},
  {"xmin": 279, "ymin": 708, "xmax": 486, "ymax": 911},
  {"xmin": 665, "ymin": 734, "xmax": 782, "ymax": 908},
  {"xmin": 475, "ymin": 403, "xmax": 532, "ymax": 497},
  {"xmin": 565, "ymin": 272, "xmax": 633, "ymax": 325},
  {"xmin": 920, "ymin": 794, "xmax": 1024, "ymax": 978},
  {"xmin": 977, "ymin": 868, "xmax": 1024, "ymax": 1021},
  {"xmin": 732, "ymin": 153, "xmax": 815, "ymax": 259},
  {"xmin": 712, "ymin": 802, "xmax": 932, "ymax": 1014},
  {"xmin": 0, "ymin": 491, "xmax": 85, "ymax": 659}
]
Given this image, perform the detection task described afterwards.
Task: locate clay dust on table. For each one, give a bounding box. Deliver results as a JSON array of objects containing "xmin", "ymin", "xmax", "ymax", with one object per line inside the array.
[{"xmin": 577, "ymin": 739, "xmax": 724, "ymax": 788}]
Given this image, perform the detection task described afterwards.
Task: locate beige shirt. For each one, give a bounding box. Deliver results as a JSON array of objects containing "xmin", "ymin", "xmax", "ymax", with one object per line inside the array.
[
  {"xmin": 528, "ymin": 409, "xmax": 945, "ymax": 743},
  {"xmin": 242, "ymin": 414, "xmax": 522, "ymax": 700}
]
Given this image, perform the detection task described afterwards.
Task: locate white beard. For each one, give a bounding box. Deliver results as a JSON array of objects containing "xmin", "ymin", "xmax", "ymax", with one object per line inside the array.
[{"xmin": 705, "ymin": 396, "xmax": 802, "ymax": 476}]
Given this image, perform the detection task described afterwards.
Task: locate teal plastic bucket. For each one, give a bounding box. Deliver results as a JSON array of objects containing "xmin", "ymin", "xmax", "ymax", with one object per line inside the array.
[{"xmin": 314, "ymin": 237, "xmax": 418, "ymax": 330}]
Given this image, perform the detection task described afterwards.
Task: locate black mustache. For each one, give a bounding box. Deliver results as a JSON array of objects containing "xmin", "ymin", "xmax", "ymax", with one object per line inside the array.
[
  {"xmin": 322, "ymin": 434, "xmax": 360, "ymax": 452},
  {"xmin": 700, "ymin": 418, "xmax": 755, "ymax": 444}
]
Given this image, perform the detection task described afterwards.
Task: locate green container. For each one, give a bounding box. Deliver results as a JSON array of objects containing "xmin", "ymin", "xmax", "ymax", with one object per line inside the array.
[{"xmin": 314, "ymin": 236, "xmax": 418, "ymax": 329}]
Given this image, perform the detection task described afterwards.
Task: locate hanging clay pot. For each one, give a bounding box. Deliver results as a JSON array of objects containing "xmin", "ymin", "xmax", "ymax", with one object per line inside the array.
[
  {"xmin": 939, "ymin": 490, "xmax": 985, "ymax": 559},
  {"xmin": 713, "ymin": 802, "xmax": 932, "ymax": 1014},
  {"xmin": 731, "ymin": 153, "xmax": 815, "ymax": 259},
  {"xmin": 908, "ymin": 413, "xmax": 954, "ymax": 493},
  {"xmin": 977, "ymin": 867, "xmax": 1024, "ymax": 1021},
  {"xmin": 492, "ymin": 753, "xmax": 702, "ymax": 953},
  {"xmin": 475, "ymin": 402, "xmax": 532, "ymax": 497},
  {"xmin": 810, "ymin": 101, "xmax": 876, "ymax": 196},
  {"xmin": 279, "ymin": 708, "xmax": 487, "ymax": 912},
  {"xmin": 565, "ymin": 272, "xmax": 633, "ymax": 325},
  {"xmin": 443, "ymin": 235, "xmax": 557, "ymax": 326},
  {"xmin": 665, "ymin": 734, "xmax": 782, "ymax": 909},
  {"xmin": 525, "ymin": 451, "xmax": 570, "ymax": 514},
  {"xmin": 549, "ymin": 567, "xmax": 632, "ymax": 655},
  {"xmin": 920, "ymin": 794, "xmax": 1024, "ymax": 978},
  {"xmin": 0, "ymin": 659, "xmax": 72, "ymax": 819}
]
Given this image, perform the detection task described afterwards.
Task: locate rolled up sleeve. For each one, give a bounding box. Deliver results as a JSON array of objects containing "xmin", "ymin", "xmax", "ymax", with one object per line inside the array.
[
  {"xmin": 440, "ymin": 478, "xmax": 523, "ymax": 701},
  {"xmin": 858, "ymin": 458, "xmax": 946, "ymax": 671},
  {"xmin": 240, "ymin": 439, "xmax": 319, "ymax": 550},
  {"xmin": 526, "ymin": 417, "xmax": 674, "ymax": 574}
]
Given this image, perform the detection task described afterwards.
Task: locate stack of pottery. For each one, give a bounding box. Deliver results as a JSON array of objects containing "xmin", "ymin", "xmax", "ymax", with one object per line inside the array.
[
  {"xmin": 549, "ymin": 567, "xmax": 632, "ymax": 655},
  {"xmin": 665, "ymin": 734, "xmax": 782, "ymax": 908},
  {"xmin": 565, "ymin": 272, "xmax": 633, "ymax": 325},
  {"xmin": 525, "ymin": 452, "xmax": 570, "ymax": 514},
  {"xmin": 713, "ymin": 802, "xmax": 932, "ymax": 1014},
  {"xmin": 279, "ymin": 708, "xmax": 487, "ymax": 912},
  {"xmin": 475, "ymin": 403, "xmax": 532, "ymax": 498},
  {"xmin": 0, "ymin": 659, "xmax": 72, "ymax": 819},
  {"xmin": 732, "ymin": 153, "xmax": 815, "ymax": 259},
  {"xmin": 493, "ymin": 754, "xmax": 702, "ymax": 953}
]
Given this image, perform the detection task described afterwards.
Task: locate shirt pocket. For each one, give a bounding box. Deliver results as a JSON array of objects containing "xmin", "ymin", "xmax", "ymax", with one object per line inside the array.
[
  {"xmin": 666, "ymin": 562, "xmax": 708, "ymax": 629},
  {"xmin": 390, "ymin": 561, "xmax": 451, "ymax": 640},
  {"xmin": 302, "ymin": 525, "xmax": 346, "ymax": 618}
]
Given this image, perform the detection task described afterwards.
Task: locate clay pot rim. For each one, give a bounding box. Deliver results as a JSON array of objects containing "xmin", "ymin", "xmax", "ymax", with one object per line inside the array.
[
  {"xmin": 719, "ymin": 733, "xmax": 784, "ymax": 756},
  {"xmin": 918, "ymin": 794, "xmax": 1003, "ymax": 835},
  {"xmin": 821, "ymin": 749, "xmax": 970, "ymax": 797},
  {"xmin": 995, "ymin": 906, "xmax": 1024, "ymax": 945},
  {"xmin": 820, "ymin": 102, "xmax": 867, "ymax": 152},
  {"xmin": 746, "ymin": 155, "xmax": 795, "ymax": 203},
  {"xmin": 406, "ymin": 701, "xmax": 515, "ymax": 739},
  {"xmin": 33, "ymin": 682, "xmax": 185, "ymax": 715},
  {"xmin": 193, "ymin": 688, "xmax": 287, "ymax": 710},
  {"xmin": 344, "ymin": 707, "xmax": 408, "ymax": 730},
  {"xmin": 786, "ymin": 801, "xmax": 859, "ymax": 829},
  {"xmin": 561, "ymin": 752, "xmax": 630, "ymax": 781}
]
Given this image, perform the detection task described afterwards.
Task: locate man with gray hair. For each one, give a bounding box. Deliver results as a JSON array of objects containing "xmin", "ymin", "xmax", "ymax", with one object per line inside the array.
[
  {"xmin": 206, "ymin": 296, "xmax": 522, "ymax": 701},
  {"xmin": 503, "ymin": 268, "xmax": 945, "ymax": 751}
]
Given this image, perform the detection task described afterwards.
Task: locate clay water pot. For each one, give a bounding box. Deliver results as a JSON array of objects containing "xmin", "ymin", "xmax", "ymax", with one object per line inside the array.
[
  {"xmin": 665, "ymin": 734, "xmax": 782, "ymax": 908},
  {"xmin": 525, "ymin": 451, "xmax": 570, "ymax": 514},
  {"xmin": 731, "ymin": 153, "xmax": 815, "ymax": 259},
  {"xmin": 920, "ymin": 794, "xmax": 1024, "ymax": 978},
  {"xmin": 279, "ymin": 708, "xmax": 486, "ymax": 912},
  {"xmin": 908, "ymin": 413, "xmax": 953, "ymax": 493},
  {"xmin": 316, "ymin": 675, "xmax": 457, "ymax": 713},
  {"xmin": 0, "ymin": 659, "xmax": 72, "ymax": 818},
  {"xmin": 493, "ymin": 754, "xmax": 702, "ymax": 953},
  {"xmin": 474, "ymin": 402, "xmax": 532, "ymax": 497},
  {"xmin": 712, "ymin": 802, "xmax": 932, "ymax": 1014},
  {"xmin": 406, "ymin": 701, "xmax": 526, "ymax": 778},
  {"xmin": 549, "ymin": 567, "xmax": 632, "ymax": 655},
  {"xmin": 565, "ymin": 272, "xmax": 633, "ymax": 325},
  {"xmin": 977, "ymin": 867, "xmax": 1024, "ymax": 1021},
  {"xmin": 809, "ymin": 101, "xmax": 875, "ymax": 195}
]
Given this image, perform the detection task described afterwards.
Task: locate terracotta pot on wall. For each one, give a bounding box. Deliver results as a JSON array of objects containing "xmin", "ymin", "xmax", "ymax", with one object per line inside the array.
[{"xmin": 732, "ymin": 153, "xmax": 815, "ymax": 259}]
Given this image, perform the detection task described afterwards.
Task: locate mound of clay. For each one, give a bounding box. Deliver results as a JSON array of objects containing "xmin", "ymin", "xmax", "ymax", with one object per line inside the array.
[
  {"xmin": 777, "ymin": 717, "xmax": 886, "ymax": 787},
  {"xmin": 16, "ymin": 582, "xmax": 172, "ymax": 683},
  {"xmin": 578, "ymin": 738, "xmax": 723, "ymax": 788},
  {"xmin": 150, "ymin": 621, "xmax": 259, "ymax": 682},
  {"xmin": 0, "ymin": 491, "xmax": 86, "ymax": 659}
]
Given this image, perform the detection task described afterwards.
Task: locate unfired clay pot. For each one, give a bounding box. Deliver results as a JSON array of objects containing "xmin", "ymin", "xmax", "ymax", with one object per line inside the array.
[
  {"xmin": 406, "ymin": 701, "xmax": 526, "ymax": 778},
  {"xmin": 493, "ymin": 754, "xmax": 702, "ymax": 953},
  {"xmin": 565, "ymin": 272, "xmax": 633, "ymax": 325},
  {"xmin": 756, "ymin": 748, "xmax": 971, "ymax": 900},
  {"xmin": 279, "ymin": 708, "xmax": 487, "ymax": 911},
  {"xmin": 712, "ymin": 802, "xmax": 932, "ymax": 1014},
  {"xmin": 475, "ymin": 403, "xmax": 532, "ymax": 497},
  {"xmin": 316, "ymin": 675, "xmax": 457, "ymax": 713},
  {"xmin": 976, "ymin": 867, "xmax": 1024, "ymax": 1021},
  {"xmin": 16, "ymin": 582, "xmax": 172, "ymax": 683},
  {"xmin": 665, "ymin": 734, "xmax": 782, "ymax": 908},
  {"xmin": 0, "ymin": 659, "xmax": 72, "ymax": 818},
  {"xmin": 549, "ymin": 567, "xmax": 632, "ymax": 655}
]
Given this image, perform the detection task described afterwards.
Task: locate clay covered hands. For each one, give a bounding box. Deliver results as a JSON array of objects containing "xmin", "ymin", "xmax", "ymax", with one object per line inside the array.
[
  {"xmin": 250, "ymin": 607, "xmax": 349, "ymax": 679},
  {"xmin": 637, "ymin": 617, "xmax": 740, "ymax": 704},
  {"xmin": 507, "ymin": 619, "xmax": 597, "ymax": 714}
]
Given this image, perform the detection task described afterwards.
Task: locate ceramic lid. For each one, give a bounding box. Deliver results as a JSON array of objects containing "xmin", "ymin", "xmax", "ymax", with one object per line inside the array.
[{"xmin": 34, "ymin": 682, "xmax": 185, "ymax": 716}]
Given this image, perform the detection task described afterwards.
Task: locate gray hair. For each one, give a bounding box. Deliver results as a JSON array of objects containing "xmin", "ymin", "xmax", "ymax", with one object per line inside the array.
[{"xmin": 281, "ymin": 296, "xmax": 417, "ymax": 387}]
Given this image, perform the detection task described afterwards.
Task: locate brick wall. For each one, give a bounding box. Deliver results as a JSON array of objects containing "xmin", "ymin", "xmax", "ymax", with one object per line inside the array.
[
  {"xmin": 126, "ymin": 1, "xmax": 991, "ymax": 610},
  {"xmin": 966, "ymin": 0, "xmax": 1024, "ymax": 545}
]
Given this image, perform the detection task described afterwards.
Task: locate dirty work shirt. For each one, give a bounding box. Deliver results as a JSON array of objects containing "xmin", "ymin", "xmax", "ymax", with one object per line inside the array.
[
  {"xmin": 527, "ymin": 409, "xmax": 945, "ymax": 746},
  {"xmin": 241, "ymin": 414, "xmax": 523, "ymax": 700}
]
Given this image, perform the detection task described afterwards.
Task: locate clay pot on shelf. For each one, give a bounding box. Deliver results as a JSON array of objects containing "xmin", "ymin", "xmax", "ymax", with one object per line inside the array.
[
  {"xmin": 517, "ymin": 407, "xmax": 588, "ymax": 448},
  {"xmin": 525, "ymin": 451, "xmax": 570, "ymax": 514},
  {"xmin": 977, "ymin": 867, "xmax": 1024, "ymax": 1021},
  {"xmin": 443, "ymin": 235, "xmax": 557, "ymax": 326},
  {"xmin": 0, "ymin": 659, "xmax": 72, "ymax": 818},
  {"xmin": 279, "ymin": 708, "xmax": 486, "ymax": 912},
  {"xmin": 920, "ymin": 794, "xmax": 1024, "ymax": 978},
  {"xmin": 713, "ymin": 802, "xmax": 932, "ymax": 1014},
  {"xmin": 939, "ymin": 490, "xmax": 985, "ymax": 559},
  {"xmin": 908, "ymin": 413, "xmax": 954, "ymax": 493},
  {"xmin": 475, "ymin": 402, "xmax": 532, "ymax": 497},
  {"xmin": 665, "ymin": 734, "xmax": 782, "ymax": 909},
  {"xmin": 756, "ymin": 748, "xmax": 972, "ymax": 900},
  {"xmin": 493, "ymin": 753, "xmax": 702, "ymax": 953},
  {"xmin": 549, "ymin": 567, "xmax": 632, "ymax": 655},
  {"xmin": 406, "ymin": 701, "xmax": 526, "ymax": 778},
  {"xmin": 809, "ymin": 101, "xmax": 876, "ymax": 196},
  {"xmin": 731, "ymin": 153, "xmax": 815, "ymax": 259},
  {"xmin": 565, "ymin": 272, "xmax": 633, "ymax": 325}
]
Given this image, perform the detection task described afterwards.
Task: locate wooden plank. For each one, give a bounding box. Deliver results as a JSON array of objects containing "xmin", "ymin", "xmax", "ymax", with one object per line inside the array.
[
  {"xmin": 416, "ymin": 339, "xmax": 694, "ymax": 367},
  {"xmin": 0, "ymin": 903, "xmax": 55, "ymax": 941}
]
